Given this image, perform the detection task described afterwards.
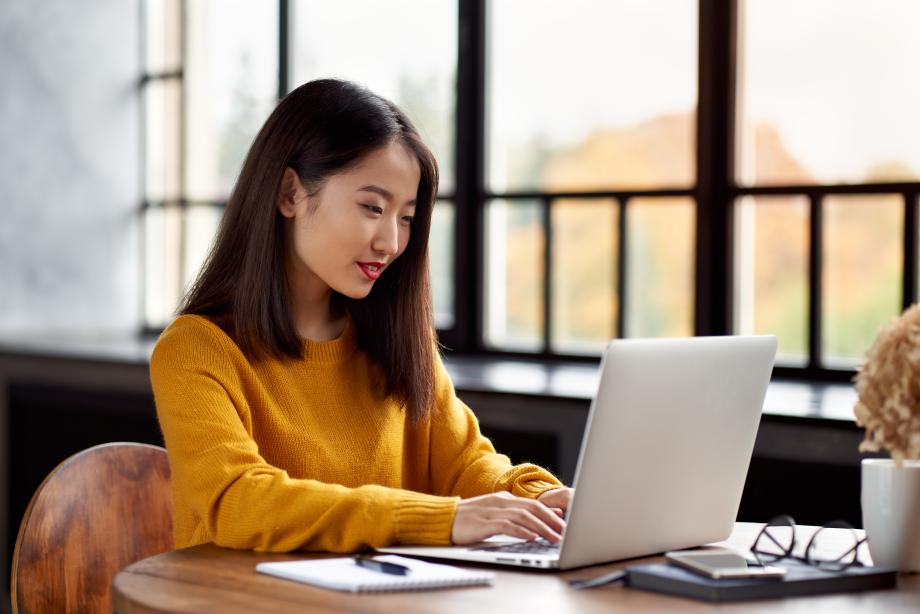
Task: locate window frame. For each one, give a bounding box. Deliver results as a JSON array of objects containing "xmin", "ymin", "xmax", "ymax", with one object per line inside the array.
[
  {"xmin": 727, "ymin": 0, "xmax": 920, "ymax": 380},
  {"xmin": 140, "ymin": 0, "xmax": 920, "ymax": 382},
  {"xmin": 139, "ymin": 0, "xmax": 187, "ymax": 335},
  {"xmin": 446, "ymin": 0, "xmax": 704, "ymax": 361}
]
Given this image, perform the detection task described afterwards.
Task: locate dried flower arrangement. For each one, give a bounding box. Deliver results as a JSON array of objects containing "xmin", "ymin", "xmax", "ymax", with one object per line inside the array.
[{"xmin": 853, "ymin": 303, "xmax": 920, "ymax": 465}]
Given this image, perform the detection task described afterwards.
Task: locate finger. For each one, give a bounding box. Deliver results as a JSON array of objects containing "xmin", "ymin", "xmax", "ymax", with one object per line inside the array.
[
  {"xmin": 542, "ymin": 488, "xmax": 572, "ymax": 511},
  {"xmin": 519, "ymin": 499, "xmax": 567, "ymax": 535},
  {"xmin": 500, "ymin": 508, "xmax": 563, "ymax": 543},
  {"xmin": 491, "ymin": 494, "xmax": 567, "ymax": 533},
  {"xmin": 514, "ymin": 498, "xmax": 567, "ymax": 536},
  {"xmin": 453, "ymin": 522, "xmax": 534, "ymax": 546},
  {"xmin": 550, "ymin": 506, "xmax": 564, "ymax": 518},
  {"xmin": 491, "ymin": 519, "xmax": 538, "ymax": 542},
  {"xmin": 452, "ymin": 508, "xmax": 538, "ymax": 545},
  {"xmin": 487, "ymin": 493, "xmax": 567, "ymax": 536}
]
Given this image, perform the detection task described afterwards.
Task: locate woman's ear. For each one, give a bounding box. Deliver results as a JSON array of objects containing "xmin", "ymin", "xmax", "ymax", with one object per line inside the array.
[{"xmin": 277, "ymin": 167, "xmax": 304, "ymax": 219}]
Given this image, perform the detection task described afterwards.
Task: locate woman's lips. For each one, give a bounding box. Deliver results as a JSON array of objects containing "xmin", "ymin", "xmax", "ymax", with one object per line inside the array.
[{"xmin": 357, "ymin": 262, "xmax": 384, "ymax": 281}]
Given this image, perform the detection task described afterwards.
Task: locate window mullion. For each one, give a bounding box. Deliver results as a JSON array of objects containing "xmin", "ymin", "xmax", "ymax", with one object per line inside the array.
[
  {"xmin": 278, "ymin": 0, "xmax": 290, "ymax": 100},
  {"xmin": 695, "ymin": 0, "xmax": 737, "ymax": 337},
  {"xmin": 453, "ymin": 0, "xmax": 486, "ymax": 351},
  {"xmin": 616, "ymin": 197, "xmax": 628, "ymax": 338},
  {"xmin": 903, "ymin": 191, "xmax": 918, "ymax": 310},
  {"xmin": 808, "ymin": 192, "xmax": 823, "ymax": 369}
]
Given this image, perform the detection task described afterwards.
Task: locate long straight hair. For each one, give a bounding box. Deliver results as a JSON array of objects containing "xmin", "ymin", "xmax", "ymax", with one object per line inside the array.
[{"xmin": 180, "ymin": 79, "xmax": 438, "ymax": 423}]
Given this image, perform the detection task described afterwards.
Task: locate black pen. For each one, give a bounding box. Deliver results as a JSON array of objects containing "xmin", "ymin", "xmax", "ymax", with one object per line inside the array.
[{"xmin": 353, "ymin": 555, "xmax": 411, "ymax": 576}]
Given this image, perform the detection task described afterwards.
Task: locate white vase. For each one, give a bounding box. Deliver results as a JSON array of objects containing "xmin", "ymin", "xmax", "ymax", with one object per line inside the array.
[{"xmin": 861, "ymin": 458, "xmax": 920, "ymax": 571}]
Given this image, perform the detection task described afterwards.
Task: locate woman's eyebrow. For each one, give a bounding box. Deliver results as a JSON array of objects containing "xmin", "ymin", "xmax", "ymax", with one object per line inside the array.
[{"xmin": 357, "ymin": 184, "xmax": 416, "ymax": 206}]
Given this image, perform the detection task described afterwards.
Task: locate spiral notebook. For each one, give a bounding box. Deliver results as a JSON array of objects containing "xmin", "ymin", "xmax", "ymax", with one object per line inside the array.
[{"xmin": 256, "ymin": 555, "xmax": 495, "ymax": 593}]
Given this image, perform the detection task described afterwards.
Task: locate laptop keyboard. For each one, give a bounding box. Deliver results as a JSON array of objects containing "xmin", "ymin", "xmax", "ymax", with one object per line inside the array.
[{"xmin": 470, "ymin": 540, "xmax": 560, "ymax": 555}]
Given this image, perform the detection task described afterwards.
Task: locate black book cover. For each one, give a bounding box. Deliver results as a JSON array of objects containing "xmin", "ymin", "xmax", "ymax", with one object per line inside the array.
[{"xmin": 625, "ymin": 561, "xmax": 897, "ymax": 603}]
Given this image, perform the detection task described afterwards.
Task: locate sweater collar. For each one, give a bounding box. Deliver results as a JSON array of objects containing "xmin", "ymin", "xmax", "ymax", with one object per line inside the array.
[{"xmin": 299, "ymin": 316, "xmax": 357, "ymax": 363}]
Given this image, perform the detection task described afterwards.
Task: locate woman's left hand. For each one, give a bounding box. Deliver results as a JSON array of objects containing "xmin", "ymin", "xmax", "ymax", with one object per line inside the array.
[{"xmin": 537, "ymin": 487, "xmax": 574, "ymax": 518}]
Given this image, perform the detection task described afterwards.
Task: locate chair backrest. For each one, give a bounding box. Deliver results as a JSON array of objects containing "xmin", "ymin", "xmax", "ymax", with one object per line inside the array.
[{"xmin": 11, "ymin": 442, "xmax": 173, "ymax": 614}]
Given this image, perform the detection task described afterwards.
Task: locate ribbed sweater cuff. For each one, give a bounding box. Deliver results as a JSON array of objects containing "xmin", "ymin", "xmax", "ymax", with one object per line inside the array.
[
  {"xmin": 512, "ymin": 480, "xmax": 563, "ymax": 499},
  {"xmin": 394, "ymin": 492, "xmax": 459, "ymax": 546}
]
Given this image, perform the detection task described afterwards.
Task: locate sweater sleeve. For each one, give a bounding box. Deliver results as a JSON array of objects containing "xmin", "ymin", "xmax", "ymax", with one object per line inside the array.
[
  {"xmin": 150, "ymin": 318, "xmax": 458, "ymax": 553},
  {"xmin": 426, "ymin": 354, "xmax": 565, "ymax": 500}
]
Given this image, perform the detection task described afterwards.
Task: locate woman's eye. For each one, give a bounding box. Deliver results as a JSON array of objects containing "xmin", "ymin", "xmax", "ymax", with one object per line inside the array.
[
  {"xmin": 401, "ymin": 216, "xmax": 415, "ymax": 226},
  {"xmin": 362, "ymin": 204, "xmax": 383, "ymax": 215}
]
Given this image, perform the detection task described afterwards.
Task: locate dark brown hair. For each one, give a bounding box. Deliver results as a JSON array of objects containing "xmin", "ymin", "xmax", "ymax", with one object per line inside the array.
[{"xmin": 180, "ymin": 79, "xmax": 438, "ymax": 423}]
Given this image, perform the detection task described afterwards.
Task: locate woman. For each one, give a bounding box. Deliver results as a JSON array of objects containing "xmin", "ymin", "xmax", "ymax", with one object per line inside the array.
[{"xmin": 151, "ymin": 78, "xmax": 572, "ymax": 553}]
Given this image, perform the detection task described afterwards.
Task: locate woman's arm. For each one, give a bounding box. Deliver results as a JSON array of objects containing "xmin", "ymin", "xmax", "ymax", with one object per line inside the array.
[
  {"xmin": 426, "ymin": 356, "xmax": 566, "ymax": 501},
  {"xmin": 424, "ymin": 356, "xmax": 573, "ymax": 543},
  {"xmin": 151, "ymin": 321, "xmax": 458, "ymax": 553}
]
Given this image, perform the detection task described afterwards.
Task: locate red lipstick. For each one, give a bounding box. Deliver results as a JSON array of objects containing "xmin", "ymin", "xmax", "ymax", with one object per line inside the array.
[{"xmin": 357, "ymin": 262, "xmax": 385, "ymax": 281}]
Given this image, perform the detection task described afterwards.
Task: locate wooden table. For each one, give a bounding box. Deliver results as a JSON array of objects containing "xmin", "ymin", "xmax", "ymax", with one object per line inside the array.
[{"xmin": 113, "ymin": 523, "xmax": 919, "ymax": 613}]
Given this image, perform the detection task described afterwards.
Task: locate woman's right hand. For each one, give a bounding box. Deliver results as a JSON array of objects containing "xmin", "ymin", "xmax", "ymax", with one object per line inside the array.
[{"xmin": 450, "ymin": 491, "xmax": 567, "ymax": 545}]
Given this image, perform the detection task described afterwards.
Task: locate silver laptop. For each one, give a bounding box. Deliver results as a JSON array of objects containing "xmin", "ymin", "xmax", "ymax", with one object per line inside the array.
[{"xmin": 379, "ymin": 335, "xmax": 777, "ymax": 570}]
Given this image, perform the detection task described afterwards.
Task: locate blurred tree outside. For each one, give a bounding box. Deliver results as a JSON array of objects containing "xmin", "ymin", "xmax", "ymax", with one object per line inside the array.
[
  {"xmin": 745, "ymin": 195, "xmax": 809, "ymax": 359},
  {"xmin": 551, "ymin": 199, "xmax": 617, "ymax": 352},
  {"xmin": 499, "ymin": 111, "xmax": 695, "ymax": 347},
  {"xmin": 823, "ymin": 192, "xmax": 902, "ymax": 362},
  {"xmin": 493, "ymin": 201, "xmax": 544, "ymax": 348},
  {"xmin": 498, "ymin": 112, "xmax": 903, "ymax": 361},
  {"xmin": 625, "ymin": 197, "xmax": 695, "ymax": 339}
]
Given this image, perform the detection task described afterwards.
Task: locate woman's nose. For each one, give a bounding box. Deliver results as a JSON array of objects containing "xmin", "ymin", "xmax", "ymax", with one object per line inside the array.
[{"xmin": 372, "ymin": 217, "xmax": 399, "ymax": 256}]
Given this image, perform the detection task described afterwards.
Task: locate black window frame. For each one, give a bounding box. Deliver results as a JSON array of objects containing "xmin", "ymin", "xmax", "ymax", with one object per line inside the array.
[
  {"xmin": 444, "ymin": 0, "xmax": 727, "ymax": 362},
  {"xmin": 724, "ymin": 0, "xmax": 919, "ymax": 381}
]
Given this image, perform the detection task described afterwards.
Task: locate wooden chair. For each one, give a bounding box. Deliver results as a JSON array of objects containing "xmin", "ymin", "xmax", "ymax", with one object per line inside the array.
[{"xmin": 10, "ymin": 442, "xmax": 173, "ymax": 614}]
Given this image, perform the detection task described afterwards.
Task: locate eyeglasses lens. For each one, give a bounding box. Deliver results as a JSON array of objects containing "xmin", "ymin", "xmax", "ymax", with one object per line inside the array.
[
  {"xmin": 753, "ymin": 516, "xmax": 795, "ymax": 563},
  {"xmin": 807, "ymin": 523, "xmax": 860, "ymax": 571}
]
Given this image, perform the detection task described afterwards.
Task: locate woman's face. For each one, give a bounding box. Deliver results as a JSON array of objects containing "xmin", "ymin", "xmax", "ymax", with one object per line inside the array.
[{"xmin": 278, "ymin": 141, "xmax": 421, "ymax": 301}]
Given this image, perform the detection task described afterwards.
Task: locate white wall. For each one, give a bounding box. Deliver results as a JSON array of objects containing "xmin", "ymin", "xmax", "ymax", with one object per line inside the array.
[
  {"xmin": 0, "ymin": 0, "xmax": 141, "ymax": 335},
  {"xmin": 0, "ymin": 3, "xmax": 140, "ymax": 610}
]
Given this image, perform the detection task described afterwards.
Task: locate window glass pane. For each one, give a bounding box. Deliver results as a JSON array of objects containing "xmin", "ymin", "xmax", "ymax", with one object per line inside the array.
[
  {"xmin": 487, "ymin": 0, "xmax": 697, "ymax": 192},
  {"xmin": 183, "ymin": 205, "xmax": 223, "ymax": 289},
  {"xmin": 626, "ymin": 198, "xmax": 694, "ymax": 337},
  {"xmin": 551, "ymin": 198, "xmax": 618, "ymax": 353},
  {"xmin": 291, "ymin": 1, "xmax": 457, "ymax": 194},
  {"xmin": 738, "ymin": 0, "xmax": 920, "ymax": 185},
  {"xmin": 734, "ymin": 196, "xmax": 808, "ymax": 364},
  {"xmin": 186, "ymin": 1, "xmax": 278, "ymax": 200},
  {"xmin": 485, "ymin": 199, "xmax": 544, "ymax": 350},
  {"xmin": 823, "ymin": 195, "xmax": 902, "ymax": 364},
  {"xmin": 145, "ymin": 0, "xmax": 181, "ymax": 73},
  {"xmin": 431, "ymin": 200, "xmax": 455, "ymax": 329},
  {"xmin": 144, "ymin": 205, "xmax": 182, "ymax": 328},
  {"xmin": 145, "ymin": 78, "xmax": 181, "ymax": 201}
]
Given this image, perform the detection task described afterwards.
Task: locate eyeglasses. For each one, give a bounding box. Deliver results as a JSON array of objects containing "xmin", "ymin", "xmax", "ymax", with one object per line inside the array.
[{"xmin": 751, "ymin": 514, "xmax": 868, "ymax": 572}]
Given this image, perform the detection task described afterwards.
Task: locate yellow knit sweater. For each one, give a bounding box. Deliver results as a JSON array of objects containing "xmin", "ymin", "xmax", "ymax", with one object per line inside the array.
[{"xmin": 150, "ymin": 315, "xmax": 562, "ymax": 552}]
